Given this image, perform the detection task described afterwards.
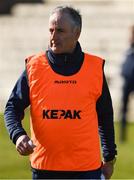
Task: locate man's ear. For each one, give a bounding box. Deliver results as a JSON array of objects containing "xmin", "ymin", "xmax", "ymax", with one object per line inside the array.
[{"xmin": 73, "ymin": 27, "xmax": 81, "ymax": 40}]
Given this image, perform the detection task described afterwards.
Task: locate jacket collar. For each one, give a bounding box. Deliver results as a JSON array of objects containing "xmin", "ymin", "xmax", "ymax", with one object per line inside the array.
[{"xmin": 47, "ymin": 42, "xmax": 83, "ymax": 66}]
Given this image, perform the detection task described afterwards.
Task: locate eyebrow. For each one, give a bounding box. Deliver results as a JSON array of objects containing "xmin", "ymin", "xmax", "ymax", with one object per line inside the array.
[{"xmin": 49, "ymin": 26, "xmax": 64, "ymax": 31}]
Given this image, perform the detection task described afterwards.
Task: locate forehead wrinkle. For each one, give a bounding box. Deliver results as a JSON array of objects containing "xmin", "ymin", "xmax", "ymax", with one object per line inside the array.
[{"xmin": 49, "ymin": 15, "xmax": 62, "ymax": 29}]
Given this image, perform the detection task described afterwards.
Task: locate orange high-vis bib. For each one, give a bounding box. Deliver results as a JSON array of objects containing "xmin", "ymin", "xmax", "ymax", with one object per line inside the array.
[{"xmin": 26, "ymin": 52, "xmax": 104, "ymax": 171}]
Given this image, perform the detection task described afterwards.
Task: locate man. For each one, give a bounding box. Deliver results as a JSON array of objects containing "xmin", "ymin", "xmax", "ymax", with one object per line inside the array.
[
  {"xmin": 4, "ymin": 6, "xmax": 117, "ymax": 179},
  {"xmin": 120, "ymin": 25, "xmax": 134, "ymax": 142}
]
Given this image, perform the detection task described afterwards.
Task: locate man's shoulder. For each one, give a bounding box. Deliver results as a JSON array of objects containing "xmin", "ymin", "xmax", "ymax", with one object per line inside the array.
[
  {"xmin": 84, "ymin": 52, "xmax": 105, "ymax": 64},
  {"xmin": 25, "ymin": 52, "xmax": 46, "ymax": 64}
]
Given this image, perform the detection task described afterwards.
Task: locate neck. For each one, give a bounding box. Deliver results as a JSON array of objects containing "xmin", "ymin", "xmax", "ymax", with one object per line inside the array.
[
  {"xmin": 47, "ymin": 41, "xmax": 83, "ymax": 66},
  {"xmin": 46, "ymin": 41, "xmax": 84, "ymax": 76}
]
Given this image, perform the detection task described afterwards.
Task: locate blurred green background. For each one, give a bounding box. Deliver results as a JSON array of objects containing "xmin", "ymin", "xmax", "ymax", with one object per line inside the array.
[
  {"xmin": 0, "ymin": 112, "xmax": 31, "ymax": 179},
  {"xmin": 0, "ymin": 112, "xmax": 134, "ymax": 179}
]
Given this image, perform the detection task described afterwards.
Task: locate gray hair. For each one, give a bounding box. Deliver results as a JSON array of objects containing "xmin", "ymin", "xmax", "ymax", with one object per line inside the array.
[{"xmin": 51, "ymin": 6, "xmax": 82, "ymax": 31}]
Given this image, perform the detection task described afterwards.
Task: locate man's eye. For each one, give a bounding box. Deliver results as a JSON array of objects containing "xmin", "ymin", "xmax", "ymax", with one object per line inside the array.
[
  {"xmin": 57, "ymin": 29, "xmax": 63, "ymax": 33},
  {"xmin": 49, "ymin": 29, "xmax": 53, "ymax": 34}
]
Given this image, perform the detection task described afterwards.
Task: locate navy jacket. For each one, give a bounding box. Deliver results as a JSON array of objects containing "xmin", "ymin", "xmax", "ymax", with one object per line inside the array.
[{"xmin": 4, "ymin": 42, "xmax": 117, "ymax": 163}]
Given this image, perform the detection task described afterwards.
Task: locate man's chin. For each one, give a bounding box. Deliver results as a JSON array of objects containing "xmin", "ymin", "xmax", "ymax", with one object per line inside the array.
[{"xmin": 51, "ymin": 48, "xmax": 62, "ymax": 54}]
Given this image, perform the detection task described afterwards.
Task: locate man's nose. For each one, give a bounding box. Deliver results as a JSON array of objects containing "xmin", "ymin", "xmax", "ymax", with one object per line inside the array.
[{"xmin": 51, "ymin": 31, "xmax": 57, "ymax": 40}]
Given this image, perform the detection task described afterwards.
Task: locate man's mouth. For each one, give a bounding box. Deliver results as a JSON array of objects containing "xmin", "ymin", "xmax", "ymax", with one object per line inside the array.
[{"xmin": 51, "ymin": 41, "xmax": 60, "ymax": 47}]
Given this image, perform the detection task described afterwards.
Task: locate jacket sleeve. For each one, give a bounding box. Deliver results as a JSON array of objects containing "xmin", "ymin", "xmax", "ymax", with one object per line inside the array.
[
  {"xmin": 96, "ymin": 73, "xmax": 117, "ymax": 162},
  {"xmin": 4, "ymin": 70, "xmax": 30, "ymax": 144}
]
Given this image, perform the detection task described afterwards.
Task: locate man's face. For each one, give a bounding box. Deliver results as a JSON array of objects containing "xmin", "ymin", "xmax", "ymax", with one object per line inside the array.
[{"xmin": 49, "ymin": 12, "xmax": 80, "ymax": 54}]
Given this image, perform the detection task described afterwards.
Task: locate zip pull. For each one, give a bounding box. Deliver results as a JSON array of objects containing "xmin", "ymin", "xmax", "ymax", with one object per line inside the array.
[{"xmin": 64, "ymin": 55, "xmax": 67, "ymax": 63}]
